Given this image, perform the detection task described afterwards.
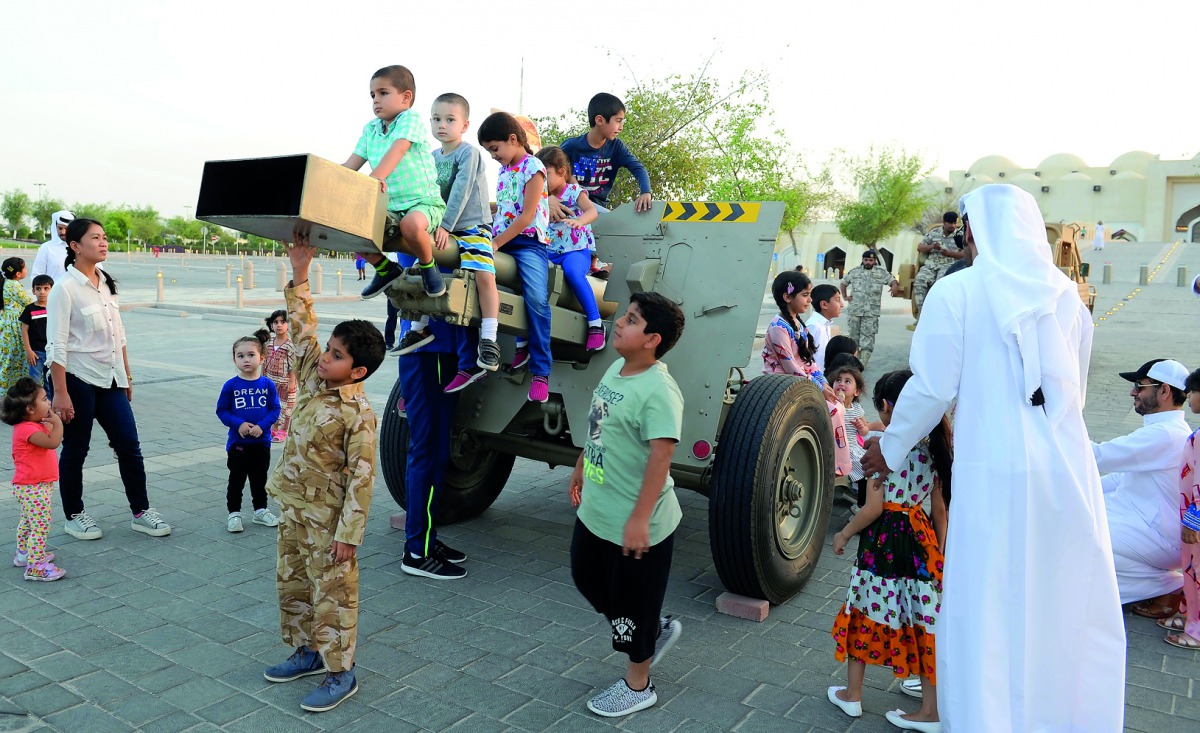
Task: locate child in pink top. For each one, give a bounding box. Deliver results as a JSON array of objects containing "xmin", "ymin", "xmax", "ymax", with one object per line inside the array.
[
  {"xmin": 2, "ymin": 376, "xmax": 65, "ymax": 581},
  {"xmin": 762, "ymin": 271, "xmax": 850, "ymax": 477},
  {"xmin": 1165, "ymin": 369, "xmax": 1200, "ymax": 648}
]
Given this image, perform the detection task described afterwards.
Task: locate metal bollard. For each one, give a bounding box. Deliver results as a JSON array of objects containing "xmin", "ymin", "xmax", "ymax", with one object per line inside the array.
[
  {"xmin": 156, "ymin": 271, "xmax": 164, "ymax": 303},
  {"xmin": 337, "ymin": 270, "xmax": 343, "ymax": 295},
  {"xmin": 277, "ymin": 262, "xmax": 286, "ymax": 291},
  {"xmin": 1179, "ymin": 266, "xmax": 1189, "ymax": 287},
  {"xmin": 237, "ymin": 276, "xmax": 244, "ymax": 309},
  {"xmin": 1138, "ymin": 264, "xmax": 1149, "ymax": 285},
  {"xmin": 314, "ymin": 263, "xmax": 324, "ymax": 294},
  {"xmin": 226, "ymin": 263, "xmax": 231, "ymax": 288},
  {"xmin": 1102, "ymin": 263, "xmax": 1112, "ymax": 284},
  {"xmin": 245, "ymin": 261, "xmax": 255, "ymax": 289}
]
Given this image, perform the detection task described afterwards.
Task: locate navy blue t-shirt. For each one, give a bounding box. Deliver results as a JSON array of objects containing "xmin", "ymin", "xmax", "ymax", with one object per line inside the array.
[
  {"xmin": 215, "ymin": 375, "xmax": 281, "ymax": 449},
  {"xmin": 559, "ymin": 135, "xmax": 651, "ymax": 208}
]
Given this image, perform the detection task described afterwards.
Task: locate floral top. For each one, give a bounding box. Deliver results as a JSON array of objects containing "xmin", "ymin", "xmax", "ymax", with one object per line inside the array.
[
  {"xmin": 762, "ymin": 314, "xmax": 827, "ymax": 388},
  {"xmin": 493, "ymin": 154, "xmax": 549, "ymax": 243},
  {"xmin": 1181, "ymin": 429, "xmax": 1200, "ymax": 531},
  {"xmin": 546, "ymin": 183, "xmax": 595, "ymax": 255}
]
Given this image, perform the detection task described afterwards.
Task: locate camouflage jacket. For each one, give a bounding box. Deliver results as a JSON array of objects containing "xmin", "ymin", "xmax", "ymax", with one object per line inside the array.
[
  {"xmin": 919, "ymin": 227, "xmax": 961, "ymax": 269},
  {"xmin": 266, "ymin": 281, "xmax": 376, "ymax": 546},
  {"xmin": 841, "ymin": 266, "xmax": 896, "ymax": 316}
]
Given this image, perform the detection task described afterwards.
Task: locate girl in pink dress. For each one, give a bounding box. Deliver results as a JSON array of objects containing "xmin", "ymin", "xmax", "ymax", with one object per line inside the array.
[
  {"xmin": 257, "ymin": 310, "xmax": 296, "ymax": 443},
  {"xmin": 1163, "ymin": 369, "xmax": 1200, "ymax": 648}
]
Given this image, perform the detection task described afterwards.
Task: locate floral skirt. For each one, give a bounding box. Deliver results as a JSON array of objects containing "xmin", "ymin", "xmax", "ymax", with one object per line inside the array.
[{"xmin": 831, "ymin": 502, "xmax": 943, "ymax": 682}]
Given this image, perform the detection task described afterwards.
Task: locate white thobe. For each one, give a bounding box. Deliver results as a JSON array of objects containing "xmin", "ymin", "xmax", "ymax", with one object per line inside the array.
[
  {"xmin": 32, "ymin": 239, "xmax": 69, "ymax": 282},
  {"xmin": 1094, "ymin": 224, "xmax": 1105, "ymax": 251},
  {"xmin": 1091, "ymin": 410, "xmax": 1190, "ymax": 603},
  {"xmin": 806, "ymin": 311, "xmax": 833, "ymax": 368},
  {"xmin": 879, "ymin": 268, "xmax": 1125, "ymax": 732}
]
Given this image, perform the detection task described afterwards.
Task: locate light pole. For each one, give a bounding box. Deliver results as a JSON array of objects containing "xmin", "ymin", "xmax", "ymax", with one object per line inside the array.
[
  {"xmin": 34, "ymin": 183, "xmax": 46, "ymax": 199},
  {"xmin": 183, "ymin": 205, "xmax": 192, "ymax": 220},
  {"xmin": 202, "ymin": 226, "xmax": 208, "ymax": 257}
]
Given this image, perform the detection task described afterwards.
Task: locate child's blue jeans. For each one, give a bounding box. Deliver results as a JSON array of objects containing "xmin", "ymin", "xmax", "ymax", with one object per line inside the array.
[
  {"xmin": 503, "ymin": 235, "xmax": 552, "ymax": 377},
  {"xmin": 28, "ymin": 351, "xmax": 46, "ymax": 388}
]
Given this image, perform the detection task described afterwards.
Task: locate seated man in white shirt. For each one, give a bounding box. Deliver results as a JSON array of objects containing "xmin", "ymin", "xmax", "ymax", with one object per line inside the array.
[
  {"xmin": 1091, "ymin": 358, "xmax": 1192, "ymax": 614},
  {"xmin": 807, "ymin": 284, "xmax": 843, "ymax": 370}
]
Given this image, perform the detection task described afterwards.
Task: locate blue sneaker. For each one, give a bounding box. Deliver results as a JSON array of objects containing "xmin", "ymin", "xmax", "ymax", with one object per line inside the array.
[
  {"xmin": 301, "ymin": 668, "xmax": 358, "ymax": 712},
  {"xmin": 264, "ymin": 647, "xmax": 326, "ymax": 683}
]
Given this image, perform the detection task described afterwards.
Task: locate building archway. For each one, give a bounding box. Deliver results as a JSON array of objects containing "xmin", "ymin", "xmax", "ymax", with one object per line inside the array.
[
  {"xmin": 1175, "ymin": 203, "xmax": 1200, "ymax": 233},
  {"xmin": 1191, "ymin": 219, "xmax": 1200, "ymax": 243},
  {"xmin": 822, "ymin": 246, "xmax": 846, "ymax": 279},
  {"xmin": 877, "ymin": 248, "xmax": 895, "ymax": 272}
]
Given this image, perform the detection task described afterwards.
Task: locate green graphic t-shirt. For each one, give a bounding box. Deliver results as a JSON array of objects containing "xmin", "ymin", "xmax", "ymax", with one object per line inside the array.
[{"xmin": 576, "ymin": 359, "xmax": 685, "ymax": 546}]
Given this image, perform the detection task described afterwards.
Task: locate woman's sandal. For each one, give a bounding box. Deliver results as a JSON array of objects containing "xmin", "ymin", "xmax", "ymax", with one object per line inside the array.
[
  {"xmin": 1131, "ymin": 592, "xmax": 1183, "ymax": 619},
  {"xmin": 1164, "ymin": 632, "xmax": 1200, "ymax": 650},
  {"xmin": 1158, "ymin": 615, "xmax": 1187, "ymax": 632}
]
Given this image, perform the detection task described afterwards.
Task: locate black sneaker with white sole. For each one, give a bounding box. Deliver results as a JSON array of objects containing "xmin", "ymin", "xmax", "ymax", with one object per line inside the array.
[
  {"xmin": 395, "ymin": 328, "xmax": 435, "ymax": 356},
  {"xmin": 360, "ymin": 263, "xmax": 404, "ymax": 300},
  {"xmin": 401, "ymin": 551, "xmax": 466, "ymax": 579},
  {"xmin": 477, "ymin": 338, "xmax": 501, "ymax": 371},
  {"xmin": 433, "ymin": 539, "xmax": 467, "ymax": 564}
]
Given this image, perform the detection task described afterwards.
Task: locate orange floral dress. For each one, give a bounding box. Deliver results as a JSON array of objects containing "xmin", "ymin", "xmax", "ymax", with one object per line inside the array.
[{"xmin": 831, "ymin": 439, "xmax": 943, "ymax": 682}]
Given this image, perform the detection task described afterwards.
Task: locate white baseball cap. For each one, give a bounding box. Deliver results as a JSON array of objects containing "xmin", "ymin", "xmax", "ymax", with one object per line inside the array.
[{"xmin": 1119, "ymin": 359, "xmax": 1189, "ymax": 391}]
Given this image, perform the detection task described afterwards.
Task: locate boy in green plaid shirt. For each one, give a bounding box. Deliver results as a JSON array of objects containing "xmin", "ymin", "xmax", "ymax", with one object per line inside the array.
[{"xmin": 343, "ymin": 64, "xmax": 448, "ymax": 300}]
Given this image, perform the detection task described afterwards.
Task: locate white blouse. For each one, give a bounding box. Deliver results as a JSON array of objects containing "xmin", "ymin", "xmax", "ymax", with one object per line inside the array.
[{"xmin": 46, "ymin": 265, "xmax": 129, "ymax": 389}]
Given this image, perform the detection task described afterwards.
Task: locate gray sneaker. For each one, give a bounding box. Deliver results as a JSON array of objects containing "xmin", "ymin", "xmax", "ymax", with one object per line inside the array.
[
  {"xmin": 253, "ymin": 509, "xmax": 279, "ymax": 527},
  {"xmin": 650, "ymin": 616, "xmax": 681, "ymax": 667},
  {"xmin": 64, "ymin": 512, "xmax": 102, "ymax": 540},
  {"xmin": 227, "ymin": 514, "xmax": 244, "ymax": 533},
  {"xmin": 477, "ymin": 338, "xmax": 501, "ymax": 372},
  {"xmin": 131, "ymin": 509, "xmax": 171, "ymax": 537},
  {"xmin": 586, "ymin": 678, "xmax": 657, "ymax": 717}
]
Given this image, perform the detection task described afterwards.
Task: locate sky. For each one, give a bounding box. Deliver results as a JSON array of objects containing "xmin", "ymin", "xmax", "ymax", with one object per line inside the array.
[{"xmin": 3, "ymin": 0, "xmax": 1198, "ymax": 220}]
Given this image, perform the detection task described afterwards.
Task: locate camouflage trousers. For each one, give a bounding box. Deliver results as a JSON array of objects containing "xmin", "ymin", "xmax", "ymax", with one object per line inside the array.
[
  {"xmin": 845, "ymin": 314, "xmax": 879, "ymax": 362},
  {"xmin": 277, "ymin": 514, "xmax": 359, "ymax": 672},
  {"xmin": 911, "ymin": 261, "xmax": 952, "ymax": 318}
]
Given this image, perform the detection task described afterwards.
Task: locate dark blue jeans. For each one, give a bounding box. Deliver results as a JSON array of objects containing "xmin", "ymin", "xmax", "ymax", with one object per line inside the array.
[
  {"xmin": 398, "ymin": 351, "xmax": 459, "ymax": 557},
  {"xmin": 384, "ymin": 299, "xmax": 399, "ymax": 348},
  {"xmin": 59, "ymin": 373, "xmax": 150, "ymax": 518},
  {"xmin": 503, "ymin": 235, "xmax": 552, "ymax": 376}
]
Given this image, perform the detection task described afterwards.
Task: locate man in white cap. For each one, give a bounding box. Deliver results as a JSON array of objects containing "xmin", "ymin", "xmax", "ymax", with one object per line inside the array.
[
  {"xmin": 862, "ymin": 184, "xmax": 1125, "ymax": 731},
  {"xmin": 32, "ymin": 210, "xmax": 75, "ymax": 282},
  {"xmin": 1092, "ymin": 358, "xmax": 1191, "ymax": 614}
]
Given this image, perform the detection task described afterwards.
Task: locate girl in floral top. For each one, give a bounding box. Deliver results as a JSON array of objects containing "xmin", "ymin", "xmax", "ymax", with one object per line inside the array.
[
  {"xmin": 828, "ymin": 369, "xmax": 950, "ymax": 730},
  {"xmin": 535, "ymin": 146, "xmax": 604, "ymax": 351},
  {"xmin": 477, "ymin": 112, "xmax": 553, "ymax": 403},
  {"xmin": 0, "ymin": 258, "xmax": 34, "ymax": 391},
  {"xmin": 257, "ymin": 310, "xmax": 296, "ymax": 443}
]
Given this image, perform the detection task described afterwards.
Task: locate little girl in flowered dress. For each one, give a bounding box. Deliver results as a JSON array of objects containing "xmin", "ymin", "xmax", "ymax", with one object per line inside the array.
[
  {"xmin": 257, "ymin": 310, "xmax": 295, "ymax": 443},
  {"xmin": 1162, "ymin": 368, "xmax": 1200, "ymax": 649},
  {"xmin": 827, "ymin": 369, "xmax": 950, "ymax": 731}
]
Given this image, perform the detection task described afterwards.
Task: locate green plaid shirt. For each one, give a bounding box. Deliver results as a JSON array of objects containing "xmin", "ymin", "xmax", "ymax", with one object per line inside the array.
[{"xmin": 354, "ymin": 109, "xmax": 441, "ymax": 212}]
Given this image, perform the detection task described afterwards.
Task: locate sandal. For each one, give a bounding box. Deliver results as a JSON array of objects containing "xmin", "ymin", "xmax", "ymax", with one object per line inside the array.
[
  {"xmin": 1164, "ymin": 632, "xmax": 1200, "ymax": 650},
  {"xmin": 1158, "ymin": 615, "xmax": 1187, "ymax": 632},
  {"xmin": 1131, "ymin": 592, "xmax": 1183, "ymax": 619}
]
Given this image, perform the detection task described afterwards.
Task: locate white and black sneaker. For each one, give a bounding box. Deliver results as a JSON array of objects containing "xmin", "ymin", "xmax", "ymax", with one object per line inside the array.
[
  {"xmin": 650, "ymin": 616, "xmax": 681, "ymax": 667},
  {"xmin": 586, "ymin": 678, "xmax": 657, "ymax": 717},
  {"xmin": 401, "ymin": 551, "xmax": 466, "ymax": 580}
]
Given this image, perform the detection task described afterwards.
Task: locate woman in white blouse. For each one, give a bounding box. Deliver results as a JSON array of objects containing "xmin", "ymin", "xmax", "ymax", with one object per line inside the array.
[{"xmin": 47, "ymin": 219, "xmax": 171, "ymax": 541}]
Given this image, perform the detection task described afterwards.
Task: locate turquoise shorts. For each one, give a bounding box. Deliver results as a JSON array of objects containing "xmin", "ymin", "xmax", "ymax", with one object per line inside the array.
[{"xmin": 451, "ymin": 227, "xmax": 495, "ymax": 276}]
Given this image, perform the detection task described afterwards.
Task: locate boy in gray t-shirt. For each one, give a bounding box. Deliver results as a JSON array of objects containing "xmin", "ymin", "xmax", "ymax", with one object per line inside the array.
[{"xmin": 396, "ymin": 93, "xmax": 502, "ymax": 388}]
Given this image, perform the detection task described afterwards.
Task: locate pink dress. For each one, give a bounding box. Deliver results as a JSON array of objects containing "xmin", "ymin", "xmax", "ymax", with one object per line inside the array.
[
  {"xmin": 263, "ymin": 336, "xmax": 296, "ymax": 435},
  {"xmin": 1179, "ymin": 429, "xmax": 1200, "ymax": 640}
]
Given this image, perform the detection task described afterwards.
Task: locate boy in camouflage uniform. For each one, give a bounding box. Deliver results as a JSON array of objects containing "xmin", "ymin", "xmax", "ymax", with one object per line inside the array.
[
  {"xmin": 262, "ymin": 235, "xmax": 386, "ymax": 713},
  {"xmin": 911, "ymin": 211, "xmax": 965, "ymax": 319},
  {"xmin": 839, "ymin": 250, "xmax": 900, "ymax": 368}
]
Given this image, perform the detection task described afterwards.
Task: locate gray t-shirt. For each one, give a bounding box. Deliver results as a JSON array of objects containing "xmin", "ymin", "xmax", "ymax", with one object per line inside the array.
[{"xmin": 432, "ymin": 144, "xmax": 491, "ymax": 233}]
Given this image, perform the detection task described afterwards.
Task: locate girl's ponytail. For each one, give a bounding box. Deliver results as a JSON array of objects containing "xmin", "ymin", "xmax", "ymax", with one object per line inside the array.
[
  {"xmin": 477, "ymin": 111, "xmax": 534, "ymax": 155},
  {"xmin": 769, "ymin": 270, "xmax": 817, "ymax": 362},
  {"xmin": 0, "ymin": 257, "xmax": 24, "ymax": 310}
]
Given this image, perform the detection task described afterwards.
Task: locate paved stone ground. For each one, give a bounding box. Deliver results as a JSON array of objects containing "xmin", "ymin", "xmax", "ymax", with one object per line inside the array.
[{"xmin": 0, "ymin": 246, "xmax": 1196, "ymax": 732}]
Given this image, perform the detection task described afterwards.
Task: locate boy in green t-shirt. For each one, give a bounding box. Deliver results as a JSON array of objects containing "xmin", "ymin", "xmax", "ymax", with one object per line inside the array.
[{"xmin": 568, "ymin": 291, "xmax": 686, "ymax": 718}]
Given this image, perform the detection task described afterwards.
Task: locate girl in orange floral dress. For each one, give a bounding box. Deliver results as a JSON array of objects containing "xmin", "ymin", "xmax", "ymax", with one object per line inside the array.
[
  {"xmin": 257, "ymin": 310, "xmax": 295, "ymax": 443},
  {"xmin": 828, "ymin": 369, "xmax": 950, "ymax": 731}
]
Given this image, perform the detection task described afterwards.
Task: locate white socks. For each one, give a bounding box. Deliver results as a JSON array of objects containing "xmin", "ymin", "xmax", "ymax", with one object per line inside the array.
[
  {"xmin": 414, "ymin": 315, "xmax": 430, "ymax": 331},
  {"xmin": 481, "ymin": 318, "xmax": 498, "ymax": 342},
  {"xmin": 587, "ymin": 319, "xmax": 602, "ymax": 328}
]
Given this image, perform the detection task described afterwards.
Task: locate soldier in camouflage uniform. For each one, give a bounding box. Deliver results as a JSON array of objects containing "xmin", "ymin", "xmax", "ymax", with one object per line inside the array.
[
  {"xmin": 262, "ymin": 236, "xmax": 386, "ymax": 713},
  {"xmin": 839, "ymin": 250, "xmax": 900, "ymax": 368},
  {"xmin": 911, "ymin": 212, "xmax": 965, "ymax": 320}
]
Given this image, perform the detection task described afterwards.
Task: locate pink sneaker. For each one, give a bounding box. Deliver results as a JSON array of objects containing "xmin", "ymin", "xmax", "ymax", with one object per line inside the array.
[
  {"xmin": 528, "ymin": 376, "xmax": 550, "ymax": 403},
  {"xmin": 445, "ymin": 369, "xmax": 488, "ymax": 394},
  {"xmin": 586, "ymin": 326, "xmax": 606, "ymax": 351},
  {"xmin": 511, "ymin": 346, "xmax": 530, "ymax": 371},
  {"xmin": 13, "ymin": 551, "xmax": 54, "ymax": 567},
  {"xmin": 24, "ymin": 561, "xmax": 66, "ymax": 582}
]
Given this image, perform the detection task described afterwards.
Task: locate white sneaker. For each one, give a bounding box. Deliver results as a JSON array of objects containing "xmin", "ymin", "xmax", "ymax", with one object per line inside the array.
[
  {"xmin": 252, "ymin": 509, "xmax": 279, "ymax": 527},
  {"xmin": 900, "ymin": 677, "xmax": 922, "ymax": 698},
  {"xmin": 227, "ymin": 514, "xmax": 244, "ymax": 533},
  {"xmin": 650, "ymin": 617, "xmax": 681, "ymax": 667},
  {"xmin": 64, "ymin": 512, "xmax": 102, "ymax": 540},
  {"xmin": 131, "ymin": 509, "xmax": 172, "ymax": 537},
  {"xmin": 586, "ymin": 678, "xmax": 657, "ymax": 717}
]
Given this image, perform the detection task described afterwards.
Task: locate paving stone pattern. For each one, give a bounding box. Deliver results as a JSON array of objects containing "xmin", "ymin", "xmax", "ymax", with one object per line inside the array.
[{"xmin": 0, "ymin": 248, "xmax": 1196, "ymax": 732}]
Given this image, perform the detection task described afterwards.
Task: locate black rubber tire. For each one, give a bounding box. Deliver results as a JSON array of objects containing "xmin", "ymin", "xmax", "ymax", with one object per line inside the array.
[
  {"xmin": 709, "ymin": 374, "xmax": 836, "ymax": 604},
  {"xmin": 379, "ymin": 379, "xmax": 516, "ymax": 524}
]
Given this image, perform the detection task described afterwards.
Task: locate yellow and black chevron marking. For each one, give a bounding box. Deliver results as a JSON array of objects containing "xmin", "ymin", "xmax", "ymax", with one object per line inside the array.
[{"xmin": 661, "ymin": 202, "xmax": 761, "ymax": 223}]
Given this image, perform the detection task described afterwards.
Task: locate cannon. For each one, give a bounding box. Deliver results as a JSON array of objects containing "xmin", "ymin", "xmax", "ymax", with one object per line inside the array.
[{"xmin": 197, "ymin": 154, "xmax": 836, "ymax": 604}]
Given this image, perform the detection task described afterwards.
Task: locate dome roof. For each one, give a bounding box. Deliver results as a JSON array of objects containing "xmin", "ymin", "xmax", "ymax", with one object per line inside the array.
[
  {"xmin": 1012, "ymin": 173, "xmax": 1041, "ymax": 182},
  {"xmin": 968, "ymin": 155, "xmax": 1019, "ymax": 177},
  {"xmin": 1059, "ymin": 171, "xmax": 1093, "ymax": 182},
  {"xmin": 1037, "ymin": 153, "xmax": 1089, "ymax": 177},
  {"xmin": 1112, "ymin": 171, "xmax": 1146, "ymax": 182},
  {"xmin": 1109, "ymin": 150, "xmax": 1154, "ymax": 173}
]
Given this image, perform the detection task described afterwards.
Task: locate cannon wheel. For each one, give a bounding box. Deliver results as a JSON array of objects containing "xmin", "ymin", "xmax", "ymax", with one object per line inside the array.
[
  {"xmin": 709, "ymin": 375, "xmax": 835, "ymax": 605},
  {"xmin": 379, "ymin": 379, "xmax": 515, "ymax": 524}
]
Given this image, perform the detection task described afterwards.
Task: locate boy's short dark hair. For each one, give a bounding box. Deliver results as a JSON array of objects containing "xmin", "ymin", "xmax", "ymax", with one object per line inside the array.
[
  {"xmin": 811, "ymin": 284, "xmax": 839, "ymax": 314},
  {"xmin": 31, "ymin": 275, "xmax": 53, "ymax": 289},
  {"xmin": 372, "ymin": 65, "xmax": 416, "ymax": 95},
  {"xmin": 587, "ymin": 93, "xmax": 625, "ymax": 127},
  {"xmin": 1, "ymin": 377, "xmax": 40, "ymax": 426},
  {"xmin": 331, "ymin": 320, "xmax": 386, "ymax": 381},
  {"xmin": 942, "ymin": 211, "xmax": 959, "ymax": 224},
  {"xmin": 434, "ymin": 92, "xmax": 469, "ymax": 117},
  {"xmin": 629, "ymin": 291, "xmax": 685, "ymax": 359}
]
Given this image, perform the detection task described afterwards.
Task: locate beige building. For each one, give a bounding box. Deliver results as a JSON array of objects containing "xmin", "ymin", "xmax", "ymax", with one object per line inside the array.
[{"xmin": 779, "ymin": 151, "xmax": 1200, "ymax": 279}]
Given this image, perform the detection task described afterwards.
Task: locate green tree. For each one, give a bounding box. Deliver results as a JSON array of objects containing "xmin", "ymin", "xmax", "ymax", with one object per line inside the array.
[
  {"xmin": 2, "ymin": 189, "xmax": 32, "ymax": 236},
  {"xmin": 103, "ymin": 209, "xmax": 134, "ymax": 249},
  {"xmin": 30, "ymin": 197, "xmax": 67, "ymax": 238},
  {"xmin": 128, "ymin": 205, "xmax": 163, "ymax": 244},
  {"xmin": 535, "ymin": 68, "xmax": 827, "ymax": 233},
  {"xmin": 835, "ymin": 146, "xmax": 934, "ymax": 247},
  {"xmin": 71, "ymin": 202, "xmax": 113, "ymax": 223}
]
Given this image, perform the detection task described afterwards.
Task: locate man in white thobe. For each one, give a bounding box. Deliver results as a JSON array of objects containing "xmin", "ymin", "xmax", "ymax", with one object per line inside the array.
[
  {"xmin": 863, "ymin": 184, "xmax": 1125, "ymax": 731},
  {"xmin": 31, "ymin": 210, "xmax": 75, "ymax": 282},
  {"xmin": 1093, "ymin": 221, "xmax": 1105, "ymax": 251},
  {"xmin": 1092, "ymin": 358, "xmax": 1190, "ymax": 607}
]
